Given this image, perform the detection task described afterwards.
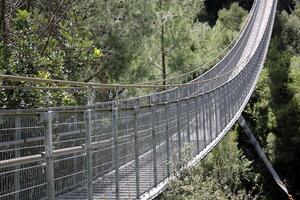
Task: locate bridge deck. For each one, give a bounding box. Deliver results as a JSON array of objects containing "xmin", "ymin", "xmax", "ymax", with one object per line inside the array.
[{"xmin": 58, "ymin": 140, "xmax": 202, "ymax": 200}]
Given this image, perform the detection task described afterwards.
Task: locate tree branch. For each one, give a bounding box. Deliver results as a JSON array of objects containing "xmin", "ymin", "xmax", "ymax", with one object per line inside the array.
[
  {"xmin": 37, "ymin": 0, "xmax": 65, "ymax": 40},
  {"xmin": 84, "ymin": 67, "xmax": 103, "ymax": 82},
  {"xmin": 148, "ymin": 56, "xmax": 162, "ymax": 71},
  {"xmin": 39, "ymin": 0, "xmax": 75, "ymax": 54}
]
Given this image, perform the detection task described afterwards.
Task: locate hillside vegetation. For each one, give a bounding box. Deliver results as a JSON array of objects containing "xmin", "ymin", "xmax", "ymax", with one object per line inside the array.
[{"xmin": 160, "ymin": 1, "xmax": 300, "ymax": 199}]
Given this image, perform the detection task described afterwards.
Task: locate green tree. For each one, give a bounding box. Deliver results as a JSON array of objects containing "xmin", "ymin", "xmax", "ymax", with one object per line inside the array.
[
  {"xmin": 242, "ymin": 6, "xmax": 300, "ymax": 197},
  {"xmin": 0, "ymin": 2, "xmax": 99, "ymax": 108},
  {"xmin": 159, "ymin": 132, "xmax": 264, "ymax": 200}
]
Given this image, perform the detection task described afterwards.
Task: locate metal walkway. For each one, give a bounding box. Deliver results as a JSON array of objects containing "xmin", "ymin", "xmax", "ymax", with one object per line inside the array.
[{"xmin": 0, "ymin": 0, "xmax": 277, "ymax": 199}]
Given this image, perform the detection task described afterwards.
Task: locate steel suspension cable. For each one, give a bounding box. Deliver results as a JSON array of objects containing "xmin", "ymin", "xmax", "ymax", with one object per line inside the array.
[
  {"xmin": 0, "ymin": 54, "xmax": 258, "ymax": 90},
  {"xmin": 238, "ymin": 116, "xmax": 294, "ymax": 200}
]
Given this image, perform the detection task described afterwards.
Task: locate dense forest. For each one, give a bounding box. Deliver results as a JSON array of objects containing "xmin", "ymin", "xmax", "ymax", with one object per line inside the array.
[
  {"xmin": 0, "ymin": 0, "xmax": 251, "ymax": 108},
  {"xmin": 159, "ymin": 0, "xmax": 300, "ymax": 199},
  {"xmin": 0, "ymin": 0, "xmax": 300, "ymax": 199}
]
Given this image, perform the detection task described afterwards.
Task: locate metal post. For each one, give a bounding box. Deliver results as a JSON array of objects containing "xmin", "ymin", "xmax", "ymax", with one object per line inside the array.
[
  {"xmin": 226, "ymin": 84, "xmax": 232, "ymax": 122},
  {"xmin": 244, "ymin": 69, "xmax": 249, "ymax": 98},
  {"xmin": 73, "ymin": 114, "xmax": 78, "ymax": 185},
  {"xmin": 223, "ymin": 86, "xmax": 228, "ymax": 126},
  {"xmin": 222, "ymin": 87, "xmax": 226, "ymax": 129},
  {"xmin": 86, "ymin": 87, "xmax": 95, "ymax": 200},
  {"xmin": 234, "ymin": 79, "xmax": 238, "ymax": 113},
  {"xmin": 194, "ymin": 97, "xmax": 200, "ymax": 154},
  {"xmin": 241, "ymin": 71, "xmax": 246, "ymax": 101},
  {"xmin": 229, "ymin": 82, "xmax": 234, "ymax": 118},
  {"xmin": 214, "ymin": 90, "xmax": 219, "ymax": 136},
  {"xmin": 236, "ymin": 75, "xmax": 240, "ymax": 108},
  {"xmin": 157, "ymin": 93, "xmax": 161, "ymax": 104},
  {"xmin": 208, "ymin": 93, "xmax": 213, "ymax": 142},
  {"xmin": 137, "ymin": 98, "xmax": 140, "ymax": 107},
  {"xmin": 227, "ymin": 83, "xmax": 233, "ymax": 121},
  {"xmin": 241, "ymin": 73, "xmax": 246, "ymax": 103},
  {"xmin": 165, "ymin": 102, "xmax": 170, "ymax": 177},
  {"xmin": 236, "ymin": 78, "xmax": 240, "ymax": 111},
  {"xmin": 185, "ymin": 98, "xmax": 191, "ymax": 146},
  {"xmin": 88, "ymin": 87, "xmax": 95, "ymax": 106},
  {"xmin": 133, "ymin": 106, "xmax": 140, "ymax": 199},
  {"xmin": 85, "ymin": 109, "xmax": 93, "ymax": 200},
  {"xmin": 187, "ymin": 85, "xmax": 190, "ymax": 98},
  {"xmin": 44, "ymin": 111, "xmax": 55, "ymax": 200},
  {"xmin": 14, "ymin": 116, "xmax": 21, "ymax": 200},
  {"xmin": 112, "ymin": 105, "xmax": 119, "ymax": 200},
  {"xmin": 201, "ymin": 96, "xmax": 207, "ymax": 148},
  {"xmin": 181, "ymin": 86, "xmax": 184, "ymax": 99},
  {"xmin": 218, "ymin": 88, "xmax": 223, "ymax": 131},
  {"xmin": 176, "ymin": 101, "xmax": 182, "ymax": 163},
  {"xmin": 151, "ymin": 104, "xmax": 158, "ymax": 186},
  {"xmin": 237, "ymin": 75, "xmax": 241, "ymax": 109}
]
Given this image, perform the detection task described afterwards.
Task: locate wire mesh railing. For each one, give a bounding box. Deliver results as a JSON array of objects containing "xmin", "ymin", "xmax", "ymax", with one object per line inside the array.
[{"xmin": 0, "ymin": 0, "xmax": 277, "ymax": 199}]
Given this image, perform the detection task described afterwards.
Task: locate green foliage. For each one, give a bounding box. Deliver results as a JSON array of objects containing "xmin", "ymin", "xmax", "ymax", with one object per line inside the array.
[
  {"xmin": 84, "ymin": 0, "xmax": 158, "ymax": 85},
  {"xmin": 218, "ymin": 3, "xmax": 248, "ymax": 31},
  {"xmin": 168, "ymin": 2, "xmax": 247, "ymax": 74},
  {"xmin": 0, "ymin": 2, "xmax": 98, "ymax": 108},
  {"xmin": 265, "ymin": 39, "xmax": 293, "ymax": 106},
  {"xmin": 0, "ymin": 0, "xmax": 248, "ymax": 106},
  {"xmin": 289, "ymin": 56, "xmax": 300, "ymax": 103},
  {"xmin": 84, "ymin": 0, "xmax": 247, "ymax": 87},
  {"xmin": 242, "ymin": 7, "xmax": 300, "ymax": 197},
  {"xmin": 159, "ymin": 132, "xmax": 264, "ymax": 200},
  {"xmin": 16, "ymin": 9, "xmax": 30, "ymax": 21},
  {"xmin": 14, "ymin": 9, "xmax": 31, "ymax": 30},
  {"xmin": 279, "ymin": 10, "xmax": 300, "ymax": 54},
  {"xmin": 203, "ymin": 0, "xmax": 253, "ymax": 25},
  {"xmin": 93, "ymin": 48, "xmax": 103, "ymax": 58}
]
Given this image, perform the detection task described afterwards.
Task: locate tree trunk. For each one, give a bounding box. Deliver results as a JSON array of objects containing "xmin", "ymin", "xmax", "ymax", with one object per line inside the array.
[
  {"xmin": 0, "ymin": 0, "xmax": 5, "ymax": 36},
  {"xmin": 0, "ymin": 0, "xmax": 8, "ymax": 68},
  {"xmin": 160, "ymin": 0, "xmax": 167, "ymax": 86}
]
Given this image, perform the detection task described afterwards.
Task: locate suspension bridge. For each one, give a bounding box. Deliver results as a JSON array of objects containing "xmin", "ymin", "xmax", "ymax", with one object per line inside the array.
[{"xmin": 0, "ymin": 0, "xmax": 279, "ymax": 199}]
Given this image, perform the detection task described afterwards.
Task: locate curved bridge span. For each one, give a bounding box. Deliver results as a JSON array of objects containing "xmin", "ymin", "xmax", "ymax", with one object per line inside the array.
[{"xmin": 0, "ymin": 0, "xmax": 277, "ymax": 199}]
